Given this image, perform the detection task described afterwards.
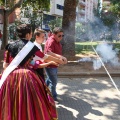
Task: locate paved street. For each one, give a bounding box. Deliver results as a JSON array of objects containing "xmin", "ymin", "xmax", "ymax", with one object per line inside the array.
[
  {"xmin": 0, "ymin": 50, "xmax": 120, "ymax": 120},
  {"xmin": 56, "ymin": 77, "xmax": 120, "ymax": 120}
]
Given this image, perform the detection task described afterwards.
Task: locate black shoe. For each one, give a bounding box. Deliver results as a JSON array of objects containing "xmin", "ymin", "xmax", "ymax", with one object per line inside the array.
[{"xmin": 54, "ymin": 97, "xmax": 61, "ymax": 104}]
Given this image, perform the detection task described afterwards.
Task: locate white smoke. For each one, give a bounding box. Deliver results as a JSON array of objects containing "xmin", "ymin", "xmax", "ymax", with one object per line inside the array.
[
  {"xmin": 96, "ymin": 42, "xmax": 120, "ymax": 66},
  {"xmin": 78, "ymin": 57, "xmax": 92, "ymax": 62},
  {"xmin": 78, "ymin": 42, "xmax": 120, "ymax": 70},
  {"xmin": 93, "ymin": 59, "xmax": 102, "ymax": 70}
]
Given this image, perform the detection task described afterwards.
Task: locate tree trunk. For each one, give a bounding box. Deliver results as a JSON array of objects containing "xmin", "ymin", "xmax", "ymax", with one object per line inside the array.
[
  {"xmin": 62, "ymin": 0, "xmax": 77, "ymax": 59},
  {"xmin": 1, "ymin": 10, "xmax": 9, "ymax": 49},
  {"xmin": 1, "ymin": 0, "xmax": 24, "ymax": 49}
]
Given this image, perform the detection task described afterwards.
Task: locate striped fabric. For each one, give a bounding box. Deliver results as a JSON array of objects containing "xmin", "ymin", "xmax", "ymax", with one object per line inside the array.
[{"xmin": 0, "ymin": 67, "xmax": 58, "ymax": 120}]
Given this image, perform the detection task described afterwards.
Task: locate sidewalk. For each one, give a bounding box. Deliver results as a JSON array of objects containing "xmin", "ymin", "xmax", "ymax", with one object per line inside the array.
[
  {"xmin": 0, "ymin": 50, "xmax": 120, "ymax": 119},
  {"xmin": 56, "ymin": 77, "xmax": 120, "ymax": 120}
]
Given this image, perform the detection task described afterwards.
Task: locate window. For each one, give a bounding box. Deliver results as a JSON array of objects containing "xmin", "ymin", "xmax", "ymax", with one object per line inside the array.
[
  {"xmin": 56, "ymin": 4, "xmax": 64, "ymax": 10},
  {"xmin": 43, "ymin": 14, "xmax": 55, "ymax": 24}
]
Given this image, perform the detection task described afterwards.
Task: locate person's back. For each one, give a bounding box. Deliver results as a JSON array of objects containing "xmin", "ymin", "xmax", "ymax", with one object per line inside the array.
[{"xmin": 0, "ymin": 24, "xmax": 59, "ymax": 120}]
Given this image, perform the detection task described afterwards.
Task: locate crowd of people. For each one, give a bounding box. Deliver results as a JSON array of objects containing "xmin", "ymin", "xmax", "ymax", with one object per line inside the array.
[{"xmin": 0, "ymin": 24, "xmax": 67, "ymax": 120}]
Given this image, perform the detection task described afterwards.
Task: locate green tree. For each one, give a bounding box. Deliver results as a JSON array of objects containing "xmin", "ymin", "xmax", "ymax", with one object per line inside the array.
[
  {"xmin": 20, "ymin": 6, "xmax": 43, "ymax": 31},
  {"xmin": 93, "ymin": 0, "xmax": 119, "ymax": 29},
  {"xmin": 0, "ymin": 0, "xmax": 50, "ymax": 49},
  {"xmin": 109, "ymin": 0, "xmax": 120, "ymax": 17},
  {"xmin": 0, "ymin": 0, "xmax": 24, "ymax": 49},
  {"xmin": 48, "ymin": 18, "xmax": 62, "ymax": 31},
  {"xmin": 75, "ymin": 22, "xmax": 85, "ymax": 41},
  {"xmin": 62, "ymin": 0, "xmax": 77, "ymax": 58}
]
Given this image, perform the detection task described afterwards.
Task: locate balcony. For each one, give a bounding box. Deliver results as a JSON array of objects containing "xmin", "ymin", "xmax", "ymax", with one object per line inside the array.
[
  {"xmin": 79, "ymin": 9, "xmax": 85, "ymax": 15},
  {"xmin": 79, "ymin": 1, "xmax": 86, "ymax": 6},
  {"xmin": 103, "ymin": 0, "xmax": 111, "ymax": 6}
]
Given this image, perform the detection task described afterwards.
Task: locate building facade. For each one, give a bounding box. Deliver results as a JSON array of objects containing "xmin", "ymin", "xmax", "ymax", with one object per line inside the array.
[
  {"xmin": 0, "ymin": 0, "xmax": 111, "ymax": 31},
  {"xmin": 0, "ymin": 6, "xmax": 4, "ymax": 31},
  {"xmin": 49, "ymin": 0, "xmax": 64, "ymax": 17},
  {"xmin": 42, "ymin": 0, "xmax": 64, "ymax": 30},
  {"xmin": 1, "ymin": 0, "xmax": 107, "ymax": 34},
  {"xmin": 76, "ymin": 0, "xmax": 98, "ymax": 23}
]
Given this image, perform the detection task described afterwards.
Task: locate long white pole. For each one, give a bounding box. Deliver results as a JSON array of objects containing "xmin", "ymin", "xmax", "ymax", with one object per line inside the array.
[
  {"xmin": 91, "ymin": 40, "xmax": 120, "ymax": 98},
  {"xmin": 5, "ymin": 0, "xmax": 6, "ymax": 9}
]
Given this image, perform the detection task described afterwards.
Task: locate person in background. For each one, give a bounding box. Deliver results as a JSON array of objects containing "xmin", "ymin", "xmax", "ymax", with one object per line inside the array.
[
  {"xmin": 48, "ymin": 30, "xmax": 52, "ymax": 38},
  {"xmin": 44, "ymin": 27, "xmax": 67, "ymax": 101},
  {"xmin": 0, "ymin": 30, "xmax": 2, "ymax": 49},
  {"xmin": 0, "ymin": 24, "xmax": 64, "ymax": 120},
  {"xmin": 0, "ymin": 30, "xmax": 2, "ymax": 40}
]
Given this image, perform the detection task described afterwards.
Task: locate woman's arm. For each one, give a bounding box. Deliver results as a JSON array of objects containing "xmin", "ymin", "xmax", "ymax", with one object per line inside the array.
[
  {"xmin": 3, "ymin": 50, "xmax": 10, "ymax": 69},
  {"xmin": 35, "ymin": 50, "xmax": 65, "ymax": 64},
  {"xmin": 3, "ymin": 62, "xmax": 9, "ymax": 69},
  {"xmin": 38, "ymin": 61, "xmax": 59, "ymax": 68},
  {"xmin": 30, "ymin": 60, "xmax": 59, "ymax": 69}
]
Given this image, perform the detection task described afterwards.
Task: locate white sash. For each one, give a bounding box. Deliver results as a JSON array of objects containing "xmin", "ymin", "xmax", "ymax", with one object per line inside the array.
[{"xmin": 0, "ymin": 41, "xmax": 34, "ymax": 88}]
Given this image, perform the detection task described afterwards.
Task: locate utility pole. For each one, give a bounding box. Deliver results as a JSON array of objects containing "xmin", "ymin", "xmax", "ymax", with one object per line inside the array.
[
  {"xmin": 0, "ymin": 9, "xmax": 5, "ymax": 42},
  {"xmin": 97, "ymin": 0, "xmax": 103, "ymax": 18},
  {"xmin": 38, "ymin": 10, "xmax": 43, "ymax": 29}
]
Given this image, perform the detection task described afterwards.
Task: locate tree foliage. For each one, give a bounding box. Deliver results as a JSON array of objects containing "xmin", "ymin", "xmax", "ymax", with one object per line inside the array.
[
  {"xmin": 48, "ymin": 18, "xmax": 62, "ymax": 31},
  {"xmin": 92, "ymin": 0, "xmax": 120, "ymax": 41},
  {"xmin": 21, "ymin": 0, "xmax": 50, "ymax": 11},
  {"xmin": 109, "ymin": 0, "xmax": 120, "ymax": 17},
  {"xmin": 0, "ymin": 0, "xmax": 50, "ymax": 49},
  {"xmin": 110, "ymin": 0, "xmax": 120, "ymax": 5},
  {"xmin": 0, "ymin": 0, "xmax": 50, "ymax": 11},
  {"xmin": 20, "ymin": 6, "xmax": 43, "ymax": 31},
  {"xmin": 96, "ymin": 0, "xmax": 120, "ymax": 28}
]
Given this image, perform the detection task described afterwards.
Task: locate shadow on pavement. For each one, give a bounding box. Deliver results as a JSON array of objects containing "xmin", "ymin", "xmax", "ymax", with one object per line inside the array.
[{"xmin": 56, "ymin": 95, "xmax": 103, "ymax": 120}]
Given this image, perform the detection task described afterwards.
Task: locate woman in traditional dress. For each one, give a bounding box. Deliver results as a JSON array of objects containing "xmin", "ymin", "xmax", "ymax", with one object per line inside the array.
[{"xmin": 0, "ymin": 24, "xmax": 64, "ymax": 120}]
